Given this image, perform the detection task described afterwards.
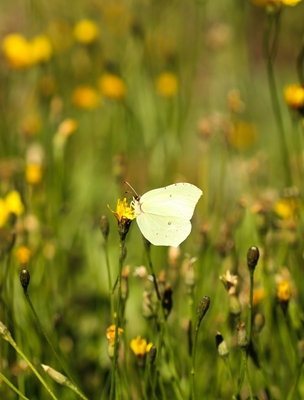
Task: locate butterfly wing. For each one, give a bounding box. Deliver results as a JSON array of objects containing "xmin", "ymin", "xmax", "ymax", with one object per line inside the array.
[
  {"xmin": 138, "ymin": 183, "xmax": 202, "ymax": 219},
  {"xmin": 134, "ymin": 183, "xmax": 202, "ymax": 247},
  {"xmin": 136, "ymin": 213, "xmax": 192, "ymax": 247}
]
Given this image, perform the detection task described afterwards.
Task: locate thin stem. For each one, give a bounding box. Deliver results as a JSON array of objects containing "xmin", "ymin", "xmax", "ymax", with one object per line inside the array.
[
  {"xmin": 263, "ymin": 9, "xmax": 292, "ymax": 187},
  {"xmin": 23, "ymin": 290, "xmax": 85, "ymax": 398},
  {"xmin": 110, "ymin": 239, "xmax": 125, "ymax": 400},
  {"xmin": 1, "ymin": 326, "xmax": 58, "ymax": 400},
  {"xmin": 247, "ymin": 270, "xmax": 254, "ymax": 344},
  {"xmin": 243, "ymin": 350, "xmax": 254, "ymax": 400},
  {"xmin": 0, "ymin": 371, "xmax": 30, "ymax": 400},
  {"xmin": 223, "ymin": 358, "xmax": 237, "ymax": 400},
  {"xmin": 104, "ymin": 240, "xmax": 115, "ymax": 322},
  {"xmin": 286, "ymin": 360, "xmax": 303, "ymax": 400}
]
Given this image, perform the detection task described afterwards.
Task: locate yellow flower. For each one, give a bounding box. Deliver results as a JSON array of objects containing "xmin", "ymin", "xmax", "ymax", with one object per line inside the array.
[
  {"xmin": 30, "ymin": 35, "xmax": 52, "ymax": 64},
  {"xmin": 106, "ymin": 325, "xmax": 123, "ymax": 347},
  {"xmin": 98, "ymin": 74, "xmax": 126, "ymax": 100},
  {"xmin": 72, "ymin": 85, "xmax": 100, "ymax": 109},
  {"xmin": 156, "ymin": 72, "xmax": 178, "ymax": 97},
  {"xmin": 130, "ymin": 336, "xmax": 153, "ymax": 357},
  {"xmin": 253, "ymin": 288, "xmax": 266, "ymax": 307},
  {"xmin": 251, "ymin": 0, "xmax": 301, "ymax": 6},
  {"xmin": 0, "ymin": 199, "xmax": 9, "ymax": 227},
  {"xmin": 277, "ymin": 280, "xmax": 291, "ymax": 302},
  {"xmin": 2, "ymin": 33, "xmax": 33, "ymax": 68},
  {"xmin": 108, "ymin": 198, "xmax": 135, "ymax": 241},
  {"xmin": 228, "ymin": 121, "xmax": 257, "ymax": 150},
  {"xmin": 16, "ymin": 246, "xmax": 31, "ymax": 265},
  {"xmin": 284, "ymin": 84, "xmax": 304, "ymax": 110},
  {"xmin": 108, "ymin": 198, "xmax": 135, "ymax": 222},
  {"xmin": 74, "ymin": 19, "xmax": 99, "ymax": 44},
  {"xmin": 274, "ymin": 197, "xmax": 301, "ymax": 219},
  {"xmin": 5, "ymin": 191, "xmax": 24, "ymax": 216},
  {"xmin": 26, "ymin": 164, "xmax": 43, "ymax": 185}
]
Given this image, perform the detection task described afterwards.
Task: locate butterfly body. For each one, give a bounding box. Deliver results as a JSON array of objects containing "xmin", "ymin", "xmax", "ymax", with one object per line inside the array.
[{"xmin": 132, "ymin": 183, "xmax": 202, "ymax": 247}]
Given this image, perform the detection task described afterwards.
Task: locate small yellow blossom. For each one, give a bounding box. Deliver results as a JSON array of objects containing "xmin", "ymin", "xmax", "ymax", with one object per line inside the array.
[
  {"xmin": 156, "ymin": 72, "xmax": 178, "ymax": 97},
  {"xmin": 284, "ymin": 84, "xmax": 304, "ymax": 110},
  {"xmin": 2, "ymin": 33, "xmax": 33, "ymax": 68},
  {"xmin": 26, "ymin": 164, "xmax": 43, "ymax": 185},
  {"xmin": 0, "ymin": 199, "xmax": 9, "ymax": 227},
  {"xmin": 72, "ymin": 85, "xmax": 100, "ymax": 109},
  {"xmin": 106, "ymin": 325, "xmax": 123, "ymax": 347},
  {"xmin": 108, "ymin": 198, "xmax": 135, "ymax": 222},
  {"xmin": 277, "ymin": 280, "xmax": 291, "ymax": 302},
  {"xmin": 58, "ymin": 118, "xmax": 78, "ymax": 137},
  {"xmin": 74, "ymin": 19, "xmax": 99, "ymax": 44},
  {"xmin": 30, "ymin": 35, "xmax": 52, "ymax": 64},
  {"xmin": 5, "ymin": 191, "xmax": 24, "ymax": 216},
  {"xmin": 130, "ymin": 336, "xmax": 153, "ymax": 365},
  {"xmin": 274, "ymin": 197, "xmax": 301, "ymax": 219},
  {"xmin": 98, "ymin": 74, "xmax": 126, "ymax": 100},
  {"xmin": 16, "ymin": 246, "xmax": 31, "ymax": 265},
  {"xmin": 228, "ymin": 121, "xmax": 257, "ymax": 150}
]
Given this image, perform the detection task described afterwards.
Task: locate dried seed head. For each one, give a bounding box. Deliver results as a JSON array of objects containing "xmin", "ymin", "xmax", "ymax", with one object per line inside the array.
[
  {"xmin": 215, "ymin": 332, "xmax": 229, "ymax": 358},
  {"xmin": 197, "ymin": 296, "xmax": 210, "ymax": 328},
  {"xmin": 99, "ymin": 215, "xmax": 110, "ymax": 241},
  {"xmin": 237, "ymin": 322, "xmax": 249, "ymax": 351},
  {"xmin": 149, "ymin": 346, "xmax": 157, "ymax": 365},
  {"xmin": 162, "ymin": 284, "xmax": 173, "ymax": 318}
]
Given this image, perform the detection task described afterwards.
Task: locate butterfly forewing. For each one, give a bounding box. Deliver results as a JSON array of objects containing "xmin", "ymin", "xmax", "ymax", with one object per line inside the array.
[{"xmin": 139, "ymin": 183, "xmax": 202, "ymax": 219}]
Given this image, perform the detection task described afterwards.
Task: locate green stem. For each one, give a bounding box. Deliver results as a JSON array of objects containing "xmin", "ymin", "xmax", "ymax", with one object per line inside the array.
[
  {"xmin": 110, "ymin": 239, "xmax": 125, "ymax": 400},
  {"xmin": 286, "ymin": 360, "xmax": 303, "ymax": 400},
  {"xmin": 223, "ymin": 358, "xmax": 237, "ymax": 400},
  {"xmin": 263, "ymin": 9, "xmax": 292, "ymax": 187},
  {"xmin": 191, "ymin": 326, "xmax": 199, "ymax": 400},
  {"xmin": 0, "ymin": 371, "xmax": 30, "ymax": 400},
  {"xmin": 144, "ymin": 245, "xmax": 184, "ymax": 400},
  {"xmin": 243, "ymin": 350, "xmax": 254, "ymax": 400},
  {"xmin": 104, "ymin": 240, "xmax": 115, "ymax": 323},
  {"xmin": 0, "ymin": 323, "xmax": 58, "ymax": 400},
  {"xmin": 23, "ymin": 290, "xmax": 86, "ymax": 399},
  {"xmin": 247, "ymin": 270, "xmax": 254, "ymax": 345}
]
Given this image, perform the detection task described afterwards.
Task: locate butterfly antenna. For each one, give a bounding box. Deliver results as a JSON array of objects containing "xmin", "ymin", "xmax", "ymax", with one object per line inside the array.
[{"xmin": 124, "ymin": 181, "xmax": 139, "ymax": 198}]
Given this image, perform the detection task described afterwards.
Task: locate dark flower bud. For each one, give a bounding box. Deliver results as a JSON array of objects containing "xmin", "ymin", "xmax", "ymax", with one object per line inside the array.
[
  {"xmin": 162, "ymin": 284, "xmax": 173, "ymax": 318},
  {"xmin": 247, "ymin": 246, "xmax": 260, "ymax": 272},
  {"xmin": 149, "ymin": 346, "xmax": 157, "ymax": 365},
  {"xmin": 20, "ymin": 268, "xmax": 30, "ymax": 292},
  {"xmin": 197, "ymin": 296, "xmax": 210, "ymax": 329},
  {"xmin": 215, "ymin": 332, "xmax": 229, "ymax": 358}
]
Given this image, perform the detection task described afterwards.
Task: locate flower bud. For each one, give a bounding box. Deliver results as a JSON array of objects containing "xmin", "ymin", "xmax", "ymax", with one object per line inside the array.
[
  {"xmin": 197, "ymin": 296, "xmax": 210, "ymax": 329},
  {"xmin": 20, "ymin": 268, "xmax": 30, "ymax": 292},
  {"xmin": 99, "ymin": 215, "xmax": 110, "ymax": 241},
  {"xmin": 215, "ymin": 332, "xmax": 229, "ymax": 359},
  {"xmin": 247, "ymin": 246, "xmax": 260, "ymax": 272},
  {"xmin": 162, "ymin": 284, "xmax": 173, "ymax": 318},
  {"xmin": 237, "ymin": 322, "xmax": 249, "ymax": 351},
  {"xmin": 149, "ymin": 346, "xmax": 157, "ymax": 365}
]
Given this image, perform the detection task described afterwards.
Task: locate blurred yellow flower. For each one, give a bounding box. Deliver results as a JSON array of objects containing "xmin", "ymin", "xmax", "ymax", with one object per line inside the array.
[
  {"xmin": 130, "ymin": 336, "xmax": 153, "ymax": 356},
  {"xmin": 106, "ymin": 325, "xmax": 123, "ymax": 347},
  {"xmin": 5, "ymin": 191, "xmax": 24, "ymax": 216},
  {"xmin": 0, "ymin": 199, "xmax": 9, "ymax": 227},
  {"xmin": 31, "ymin": 35, "xmax": 52, "ymax": 64},
  {"xmin": 58, "ymin": 118, "xmax": 78, "ymax": 137},
  {"xmin": 16, "ymin": 246, "xmax": 31, "ymax": 265},
  {"xmin": 74, "ymin": 19, "xmax": 99, "ymax": 44},
  {"xmin": 156, "ymin": 72, "xmax": 178, "ymax": 97},
  {"xmin": 277, "ymin": 280, "xmax": 291, "ymax": 302},
  {"xmin": 228, "ymin": 121, "xmax": 257, "ymax": 150},
  {"xmin": 20, "ymin": 113, "xmax": 42, "ymax": 137},
  {"xmin": 26, "ymin": 164, "xmax": 43, "ymax": 185},
  {"xmin": 251, "ymin": 0, "xmax": 301, "ymax": 6},
  {"xmin": 253, "ymin": 288, "xmax": 266, "ymax": 307},
  {"xmin": 227, "ymin": 89, "xmax": 245, "ymax": 113},
  {"xmin": 72, "ymin": 85, "xmax": 100, "ymax": 109},
  {"xmin": 284, "ymin": 84, "xmax": 304, "ymax": 110},
  {"xmin": 274, "ymin": 197, "xmax": 301, "ymax": 219},
  {"xmin": 2, "ymin": 33, "xmax": 32, "ymax": 68},
  {"xmin": 98, "ymin": 74, "xmax": 126, "ymax": 100}
]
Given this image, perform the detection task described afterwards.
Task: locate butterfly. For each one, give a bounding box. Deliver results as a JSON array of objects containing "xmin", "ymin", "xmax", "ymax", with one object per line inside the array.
[{"xmin": 128, "ymin": 182, "xmax": 203, "ymax": 247}]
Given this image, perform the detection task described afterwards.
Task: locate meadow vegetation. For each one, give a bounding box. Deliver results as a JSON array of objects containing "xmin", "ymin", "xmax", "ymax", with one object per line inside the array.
[{"xmin": 1, "ymin": 0, "xmax": 304, "ymax": 399}]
